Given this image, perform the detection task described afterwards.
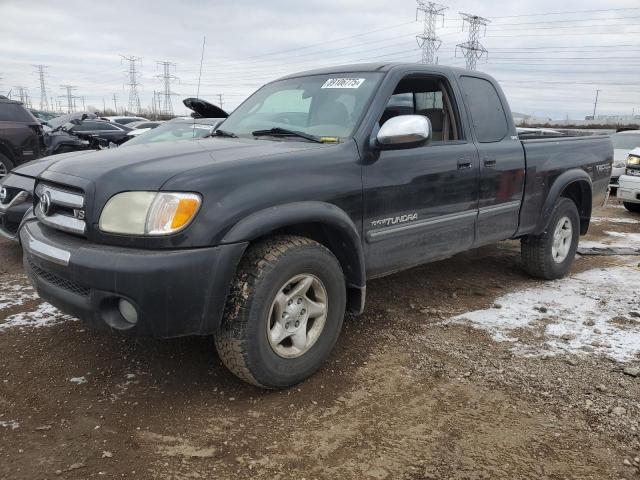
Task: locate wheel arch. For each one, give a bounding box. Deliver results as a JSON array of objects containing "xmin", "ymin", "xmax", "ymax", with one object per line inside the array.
[
  {"xmin": 0, "ymin": 141, "xmax": 16, "ymax": 167},
  {"xmin": 221, "ymin": 202, "xmax": 366, "ymax": 313},
  {"xmin": 535, "ymin": 169, "xmax": 593, "ymax": 235}
]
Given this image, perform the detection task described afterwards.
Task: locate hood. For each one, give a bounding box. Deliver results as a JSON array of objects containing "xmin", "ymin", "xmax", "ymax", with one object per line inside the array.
[
  {"xmin": 183, "ymin": 98, "xmax": 228, "ymax": 118},
  {"xmin": 13, "ymin": 150, "xmax": 95, "ymax": 179},
  {"xmin": 44, "ymin": 137, "xmax": 329, "ymax": 192},
  {"xmin": 614, "ymin": 149, "xmax": 630, "ymax": 162}
]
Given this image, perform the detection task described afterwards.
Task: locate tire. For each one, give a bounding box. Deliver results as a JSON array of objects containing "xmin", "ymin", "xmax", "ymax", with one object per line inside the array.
[
  {"xmin": 521, "ymin": 197, "xmax": 580, "ymax": 280},
  {"xmin": 215, "ymin": 235, "xmax": 346, "ymax": 389},
  {"xmin": 623, "ymin": 202, "xmax": 640, "ymax": 213},
  {"xmin": 0, "ymin": 153, "xmax": 13, "ymax": 180}
]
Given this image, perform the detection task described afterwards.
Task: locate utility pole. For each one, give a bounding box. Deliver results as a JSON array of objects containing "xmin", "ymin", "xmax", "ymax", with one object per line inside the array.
[
  {"xmin": 120, "ymin": 55, "xmax": 142, "ymax": 114},
  {"xmin": 113, "ymin": 93, "xmax": 118, "ymax": 113},
  {"xmin": 156, "ymin": 61, "xmax": 178, "ymax": 117},
  {"xmin": 456, "ymin": 12, "xmax": 490, "ymax": 70},
  {"xmin": 217, "ymin": 93, "xmax": 224, "ymax": 109},
  {"xmin": 60, "ymin": 85, "xmax": 77, "ymax": 113},
  {"xmin": 80, "ymin": 96, "xmax": 86, "ymax": 111},
  {"xmin": 102, "ymin": 97, "xmax": 107, "ymax": 113},
  {"xmin": 592, "ymin": 89, "xmax": 601, "ymax": 118},
  {"xmin": 34, "ymin": 64, "xmax": 49, "ymax": 111},
  {"xmin": 416, "ymin": 1, "xmax": 448, "ymax": 64}
]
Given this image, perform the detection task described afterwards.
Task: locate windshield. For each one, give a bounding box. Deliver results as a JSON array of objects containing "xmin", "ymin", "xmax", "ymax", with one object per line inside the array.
[
  {"xmin": 612, "ymin": 133, "xmax": 640, "ymax": 151},
  {"xmin": 124, "ymin": 120, "xmax": 215, "ymax": 146},
  {"xmin": 218, "ymin": 72, "xmax": 383, "ymax": 140}
]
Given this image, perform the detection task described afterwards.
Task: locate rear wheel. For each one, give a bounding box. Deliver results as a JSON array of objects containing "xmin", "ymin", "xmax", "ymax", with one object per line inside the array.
[
  {"xmin": 521, "ymin": 197, "xmax": 580, "ymax": 280},
  {"xmin": 0, "ymin": 153, "xmax": 13, "ymax": 180},
  {"xmin": 215, "ymin": 235, "xmax": 346, "ymax": 389},
  {"xmin": 623, "ymin": 202, "xmax": 640, "ymax": 213}
]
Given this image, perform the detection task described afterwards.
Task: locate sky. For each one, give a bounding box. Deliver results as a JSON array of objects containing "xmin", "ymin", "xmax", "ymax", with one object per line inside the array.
[{"xmin": 0, "ymin": 0, "xmax": 639, "ymax": 120}]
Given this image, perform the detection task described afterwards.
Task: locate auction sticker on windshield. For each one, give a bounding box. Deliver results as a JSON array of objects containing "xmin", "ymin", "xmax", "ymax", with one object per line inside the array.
[{"xmin": 321, "ymin": 78, "xmax": 365, "ymax": 89}]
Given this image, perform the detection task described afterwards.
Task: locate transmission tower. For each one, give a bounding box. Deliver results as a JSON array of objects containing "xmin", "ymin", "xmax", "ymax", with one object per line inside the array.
[
  {"xmin": 60, "ymin": 85, "xmax": 77, "ymax": 113},
  {"xmin": 121, "ymin": 55, "xmax": 142, "ymax": 114},
  {"xmin": 34, "ymin": 64, "xmax": 49, "ymax": 111},
  {"xmin": 13, "ymin": 86, "xmax": 29, "ymax": 106},
  {"xmin": 155, "ymin": 61, "xmax": 178, "ymax": 116},
  {"xmin": 416, "ymin": 1, "xmax": 448, "ymax": 64},
  {"xmin": 456, "ymin": 13, "xmax": 490, "ymax": 70}
]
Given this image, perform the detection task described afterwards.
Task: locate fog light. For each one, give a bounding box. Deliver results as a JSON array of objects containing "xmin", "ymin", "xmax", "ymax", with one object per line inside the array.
[{"xmin": 118, "ymin": 299, "xmax": 138, "ymax": 325}]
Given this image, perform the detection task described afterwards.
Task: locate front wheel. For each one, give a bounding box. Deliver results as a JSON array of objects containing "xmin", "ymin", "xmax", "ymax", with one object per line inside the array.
[
  {"xmin": 521, "ymin": 197, "xmax": 580, "ymax": 280},
  {"xmin": 623, "ymin": 202, "xmax": 640, "ymax": 213},
  {"xmin": 215, "ymin": 235, "xmax": 346, "ymax": 389}
]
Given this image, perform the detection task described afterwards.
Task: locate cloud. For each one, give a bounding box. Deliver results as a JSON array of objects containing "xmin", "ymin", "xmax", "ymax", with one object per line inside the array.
[{"xmin": 1, "ymin": 0, "xmax": 638, "ymax": 119}]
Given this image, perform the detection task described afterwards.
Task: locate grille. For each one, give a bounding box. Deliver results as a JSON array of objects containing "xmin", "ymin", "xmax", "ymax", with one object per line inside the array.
[
  {"xmin": 35, "ymin": 183, "xmax": 86, "ymax": 235},
  {"xmin": 28, "ymin": 259, "xmax": 90, "ymax": 297}
]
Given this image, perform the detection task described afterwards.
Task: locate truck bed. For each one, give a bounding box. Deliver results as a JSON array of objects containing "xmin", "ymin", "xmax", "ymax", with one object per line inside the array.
[{"xmin": 517, "ymin": 135, "xmax": 613, "ymax": 236}]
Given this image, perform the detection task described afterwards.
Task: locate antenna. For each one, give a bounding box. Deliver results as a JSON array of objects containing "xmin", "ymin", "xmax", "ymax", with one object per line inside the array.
[
  {"xmin": 456, "ymin": 13, "xmax": 490, "ymax": 70},
  {"xmin": 197, "ymin": 36, "xmax": 206, "ymax": 100},
  {"xmin": 416, "ymin": 1, "xmax": 448, "ymax": 64}
]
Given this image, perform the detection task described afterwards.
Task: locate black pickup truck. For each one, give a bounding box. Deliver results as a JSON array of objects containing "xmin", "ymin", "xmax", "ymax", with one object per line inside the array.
[{"xmin": 20, "ymin": 63, "xmax": 612, "ymax": 388}]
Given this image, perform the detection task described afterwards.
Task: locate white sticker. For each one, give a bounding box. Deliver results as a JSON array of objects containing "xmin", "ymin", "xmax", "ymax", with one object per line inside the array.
[
  {"xmin": 321, "ymin": 78, "xmax": 365, "ymax": 89},
  {"xmin": 193, "ymin": 124, "xmax": 213, "ymax": 130}
]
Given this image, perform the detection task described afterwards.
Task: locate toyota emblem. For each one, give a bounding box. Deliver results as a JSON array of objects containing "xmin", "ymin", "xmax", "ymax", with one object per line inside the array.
[
  {"xmin": 0, "ymin": 187, "xmax": 6, "ymax": 203},
  {"xmin": 39, "ymin": 191, "xmax": 52, "ymax": 216}
]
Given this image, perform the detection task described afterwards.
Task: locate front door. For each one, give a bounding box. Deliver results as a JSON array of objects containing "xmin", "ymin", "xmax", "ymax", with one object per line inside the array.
[{"xmin": 362, "ymin": 74, "xmax": 479, "ymax": 277}]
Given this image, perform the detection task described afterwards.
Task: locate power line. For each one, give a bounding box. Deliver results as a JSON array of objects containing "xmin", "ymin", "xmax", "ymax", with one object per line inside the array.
[
  {"xmin": 456, "ymin": 13, "xmax": 490, "ymax": 70},
  {"xmin": 416, "ymin": 1, "xmax": 448, "ymax": 64},
  {"xmin": 121, "ymin": 55, "xmax": 142, "ymax": 114},
  {"xmin": 13, "ymin": 86, "xmax": 30, "ymax": 107},
  {"xmin": 490, "ymin": 6, "xmax": 640, "ymax": 19},
  {"xmin": 155, "ymin": 61, "xmax": 178, "ymax": 116}
]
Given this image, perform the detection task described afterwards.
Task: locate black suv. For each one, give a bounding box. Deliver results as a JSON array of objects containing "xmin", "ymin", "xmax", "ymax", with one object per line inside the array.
[{"xmin": 0, "ymin": 96, "xmax": 44, "ymax": 178}]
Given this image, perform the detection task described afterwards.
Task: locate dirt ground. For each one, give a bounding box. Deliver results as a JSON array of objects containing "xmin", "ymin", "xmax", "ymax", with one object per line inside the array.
[{"xmin": 1, "ymin": 200, "xmax": 639, "ymax": 480}]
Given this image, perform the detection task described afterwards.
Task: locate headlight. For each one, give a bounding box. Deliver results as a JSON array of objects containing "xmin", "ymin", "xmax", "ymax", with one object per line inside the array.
[
  {"xmin": 628, "ymin": 155, "xmax": 640, "ymax": 166},
  {"xmin": 99, "ymin": 191, "xmax": 201, "ymax": 236}
]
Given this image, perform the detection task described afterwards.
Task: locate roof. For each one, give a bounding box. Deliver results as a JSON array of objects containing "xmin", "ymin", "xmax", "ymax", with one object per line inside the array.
[{"xmin": 276, "ymin": 62, "xmax": 475, "ymax": 81}]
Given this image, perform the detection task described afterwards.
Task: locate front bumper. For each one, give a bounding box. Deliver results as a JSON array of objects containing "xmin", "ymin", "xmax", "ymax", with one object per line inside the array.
[
  {"xmin": 21, "ymin": 220, "xmax": 247, "ymax": 338},
  {"xmin": 618, "ymin": 174, "xmax": 640, "ymax": 204}
]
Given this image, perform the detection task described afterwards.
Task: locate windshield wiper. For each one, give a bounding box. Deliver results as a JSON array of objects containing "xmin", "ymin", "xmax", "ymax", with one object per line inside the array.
[
  {"xmin": 211, "ymin": 129, "xmax": 238, "ymax": 138},
  {"xmin": 252, "ymin": 127, "xmax": 324, "ymax": 143}
]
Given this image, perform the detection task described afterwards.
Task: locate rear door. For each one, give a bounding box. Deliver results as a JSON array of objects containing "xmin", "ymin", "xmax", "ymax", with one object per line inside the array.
[{"xmin": 458, "ymin": 75, "xmax": 525, "ymax": 246}]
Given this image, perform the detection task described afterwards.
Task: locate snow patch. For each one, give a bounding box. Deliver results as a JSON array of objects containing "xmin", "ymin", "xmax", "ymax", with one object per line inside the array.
[
  {"xmin": 0, "ymin": 302, "xmax": 75, "ymax": 331},
  {"xmin": 0, "ymin": 275, "xmax": 38, "ymax": 311},
  {"xmin": 579, "ymin": 231, "xmax": 640, "ymax": 250},
  {"xmin": 450, "ymin": 266, "xmax": 640, "ymax": 362},
  {"xmin": 0, "ymin": 420, "xmax": 20, "ymax": 430},
  {"xmin": 70, "ymin": 376, "xmax": 87, "ymax": 385},
  {"xmin": 591, "ymin": 216, "xmax": 639, "ymax": 224}
]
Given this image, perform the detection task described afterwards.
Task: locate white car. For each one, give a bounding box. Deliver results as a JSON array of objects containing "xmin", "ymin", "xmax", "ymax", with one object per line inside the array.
[
  {"xmin": 101, "ymin": 115, "xmax": 149, "ymax": 126},
  {"xmin": 617, "ymin": 147, "xmax": 640, "ymax": 213},
  {"xmin": 611, "ymin": 130, "xmax": 640, "ymax": 187}
]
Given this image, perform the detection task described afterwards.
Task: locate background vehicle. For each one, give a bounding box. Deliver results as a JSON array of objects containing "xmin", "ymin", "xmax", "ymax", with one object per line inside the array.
[
  {"xmin": 0, "ymin": 96, "xmax": 44, "ymax": 178},
  {"xmin": 125, "ymin": 121, "xmax": 163, "ymax": 137},
  {"xmin": 20, "ymin": 64, "xmax": 612, "ymax": 389},
  {"xmin": 30, "ymin": 109, "xmax": 59, "ymax": 123},
  {"xmin": 102, "ymin": 116, "xmax": 148, "ymax": 126},
  {"xmin": 0, "ymin": 100, "xmax": 225, "ymax": 240},
  {"xmin": 610, "ymin": 130, "xmax": 640, "ymax": 189},
  {"xmin": 617, "ymin": 147, "xmax": 640, "ymax": 212},
  {"xmin": 69, "ymin": 119, "xmax": 132, "ymax": 144}
]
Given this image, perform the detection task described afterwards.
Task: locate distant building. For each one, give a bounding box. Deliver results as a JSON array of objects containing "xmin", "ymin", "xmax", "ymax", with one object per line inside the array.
[
  {"xmin": 584, "ymin": 114, "xmax": 640, "ymax": 123},
  {"xmin": 512, "ymin": 111, "xmax": 553, "ymax": 125}
]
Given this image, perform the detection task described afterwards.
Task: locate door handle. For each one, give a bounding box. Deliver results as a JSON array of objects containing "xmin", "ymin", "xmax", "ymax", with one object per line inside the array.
[
  {"xmin": 484, "ymin": 158, "xmax": 497, "ymax": 167},
  {"xmin": 457, "ymin": 161, "xmax": 472, "ymax": 170}
]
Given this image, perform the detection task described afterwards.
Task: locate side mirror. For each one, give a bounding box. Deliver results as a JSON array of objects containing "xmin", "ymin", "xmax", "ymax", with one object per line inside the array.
[{"xmin": 376, "ymin": 115, "xmax": 431, "ymax": 150}]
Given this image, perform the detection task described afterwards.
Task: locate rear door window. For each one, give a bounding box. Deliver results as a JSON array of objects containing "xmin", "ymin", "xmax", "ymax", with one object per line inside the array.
[{"xmin": 459, "ymin": 76, "xmax": 509, "ymax": 143}]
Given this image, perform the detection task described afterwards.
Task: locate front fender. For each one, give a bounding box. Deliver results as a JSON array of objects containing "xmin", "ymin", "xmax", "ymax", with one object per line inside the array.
[{"xmin": 222, "ymin": 201, "xmax": 366, "ymax": 288}]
